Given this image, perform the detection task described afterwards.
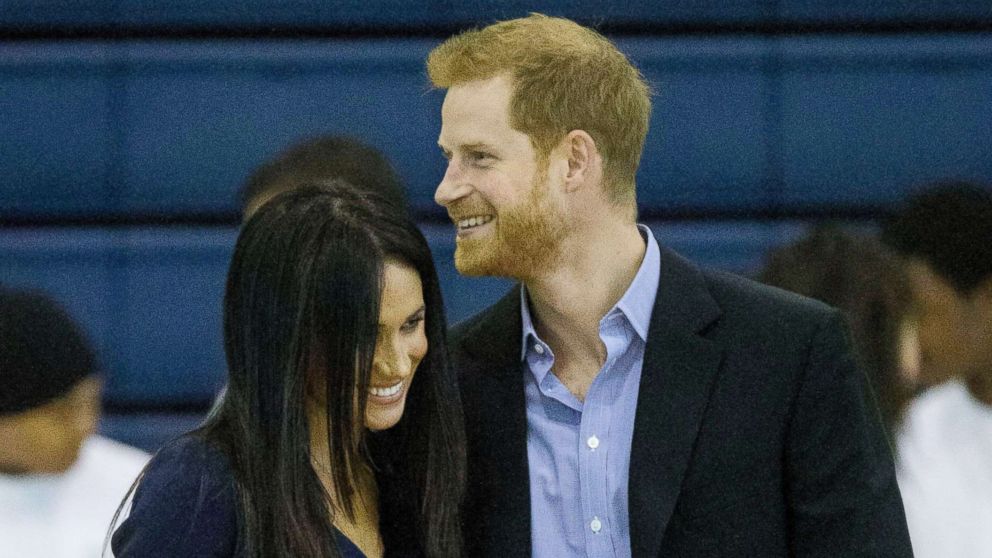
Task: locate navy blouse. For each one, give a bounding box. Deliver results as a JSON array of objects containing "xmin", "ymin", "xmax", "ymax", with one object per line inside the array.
[{"xmin": 111, "ymin": 435, "xmax": 366, "ymax": 557}]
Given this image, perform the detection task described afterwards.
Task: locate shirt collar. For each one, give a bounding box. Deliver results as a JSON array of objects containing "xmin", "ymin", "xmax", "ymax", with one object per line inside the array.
[
  {"xmin": 519, "ymin": 224, "xmax": 661, "ymax": 360},
  {"xmin": 613, "ymin": 224, "xmax": 661, "ymax": 341}
]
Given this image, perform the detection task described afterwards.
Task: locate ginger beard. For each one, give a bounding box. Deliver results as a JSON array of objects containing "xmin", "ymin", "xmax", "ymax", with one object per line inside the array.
[{"xmin": 453, "ymin": 167, "xmax": 567, "ymax": 281}]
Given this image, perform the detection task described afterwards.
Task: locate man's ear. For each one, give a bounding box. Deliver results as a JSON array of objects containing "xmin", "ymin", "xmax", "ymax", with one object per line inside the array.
[{"xmin": 562, "ymin": 130, "xmax": 601, "ymax": 193}]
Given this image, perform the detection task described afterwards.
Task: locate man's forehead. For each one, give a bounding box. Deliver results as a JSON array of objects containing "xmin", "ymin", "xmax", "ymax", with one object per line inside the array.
[{"xmin": 438, "ymin": 109, "xmax": 511, "ymax": 149}]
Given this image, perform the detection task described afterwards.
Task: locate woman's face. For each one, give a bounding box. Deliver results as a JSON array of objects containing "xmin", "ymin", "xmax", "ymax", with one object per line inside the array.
[{"xmin": 364, "ymin": 260, "xmax": 428, "ymax": 431}]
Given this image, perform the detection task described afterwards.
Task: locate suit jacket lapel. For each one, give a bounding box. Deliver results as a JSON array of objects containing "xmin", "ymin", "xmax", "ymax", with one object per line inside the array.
[
  {"xmin": 457, "ymin": 288, "xmax": 532, "ymax": 557},
  {"xmin": 629, "ymin": 246, "xmax": 724, "ymax": 558}
]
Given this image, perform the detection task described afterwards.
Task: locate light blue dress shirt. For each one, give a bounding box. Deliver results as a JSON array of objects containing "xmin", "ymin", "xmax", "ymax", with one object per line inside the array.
[{"xmin": 521, "ymin": 225, "xmax": 661, "ymax": 558}]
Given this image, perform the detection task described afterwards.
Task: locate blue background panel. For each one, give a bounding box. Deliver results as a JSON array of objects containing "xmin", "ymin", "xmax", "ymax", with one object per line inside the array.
[
  {"xmin": 9, "ymin": 1, "xmax": 991, "ymax": 29},
  {"xmin": 0, "ymin": 44, "xmax": 114, "ymax": 216},
  {"xmin": 0, "ymin": 228, "xmax": 233, "ymax": 407},
  {"xmin": 109, "ymin": 228, "xmax": 235, "ymax": 405},
  {"xmin": 4, "ymin": 36, "xmax": 990, "ymax": 217},
  {"xmin": 779, "ymin": 0, "xmax": 992, "ymax": 23},
  {"xmin": 2, "ymin": 1, "xmax": 769, "ymax": 29},
  {"xmin": 118, "ymin": 40, "xmax": 444, "ymax": 215},
  {"xmin": 0, "ymin": 229, "xmax": 116, "ymax": 363},
  {"xmin": 626, "ymin": 38, "xmax": 771, "ymax": 211},
  {"xmin": 779, "ymin": 35, "xmax": 992, "ymax": 207}
]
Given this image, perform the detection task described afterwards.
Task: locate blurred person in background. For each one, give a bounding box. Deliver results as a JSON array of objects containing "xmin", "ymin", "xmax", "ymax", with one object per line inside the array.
[
  {"xmin": 0, "ymin": 287, "xmax": 148, "ymax": 558},
  {"xmin": 883, "ymin": 182, "xmax": 992, "ymax": 558},
  {"xmin": 240, "ymin": 134, "xmax": 408, "ymax": 218},
  {"xmin": 111, "ymin": 182, "xmax": 465, "ymax": 558},
  {"xmin": 758, "ymin": 226, "xmax": 920, "ymax": 443}
]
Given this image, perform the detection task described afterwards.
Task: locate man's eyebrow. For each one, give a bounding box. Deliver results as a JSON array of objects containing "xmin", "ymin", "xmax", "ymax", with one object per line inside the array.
[
  {"xmin": 437, "ymin": 141, "xmax": 498, "ymax": 157},
  {"xmin": 461, "ymin": 142, "xmax": 495, "ymax": 151}
]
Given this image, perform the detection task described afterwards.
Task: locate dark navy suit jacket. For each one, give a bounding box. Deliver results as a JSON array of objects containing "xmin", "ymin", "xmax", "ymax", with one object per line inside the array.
[{"xmin": 450, "ymin": 245, "xmax": 914, "ymax": 557}]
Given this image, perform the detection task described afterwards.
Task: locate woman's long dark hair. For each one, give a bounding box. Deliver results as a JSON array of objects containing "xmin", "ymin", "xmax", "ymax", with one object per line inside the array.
[{"xmin": 112, "ymin": 181, "xmax": 465, "ymax": 557}]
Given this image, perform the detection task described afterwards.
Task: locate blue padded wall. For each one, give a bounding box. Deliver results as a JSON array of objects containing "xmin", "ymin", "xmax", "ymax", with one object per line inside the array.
[
  {"xmin": 0, "ymin": 44, "xmax": 116, "ymax": 216},
  {"xmin": 0, "ymin": 229, "xmax": 117, "ymax": 360},
  {"xmin": 3, "ymin": 35, "xmax": 990, "ymax": 218},
  {"xmin": 779, "ymin": 1, "xmax": 992, "ymax": 23},
  {"xmin": 0, "ymin": 228, "xmax": 234, "ymax": 407},
  {"xmin": 777, "ymin": 36, "xmax": 992, "ymax": 207},
  {"xmin": 0, "ymin": 1, "xmax": 770, "ymax": 28},
  {"xmin": 5, "ymin": 1, "xmax": 991, "ymax": 28},
  {"xmin": 0, "ymin": 40, "xmax": 446, "ymax": 216},
  {"xmin": 630, "ymin": 38, "xmax": 771, "ymax": 211}
]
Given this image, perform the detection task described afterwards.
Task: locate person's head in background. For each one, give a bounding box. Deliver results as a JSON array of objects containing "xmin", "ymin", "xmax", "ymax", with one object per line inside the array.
[
  {"xmin": 240, "ymin": 135, "xmax": 407, "ymax": 219},
  {"xmin": 208, "ymin": 180, "xmax": 463, "ymax": 557},
  {"xmin": 883, "ymin": 182, "xmax": 992, "ymax": 400},
  {"xmin": 759, "ymin": 226, "xmax": 919, "ymax": 440},
  {"xmin": 0, "ymin": 288, "xmax": 102, "ymax": 475}
]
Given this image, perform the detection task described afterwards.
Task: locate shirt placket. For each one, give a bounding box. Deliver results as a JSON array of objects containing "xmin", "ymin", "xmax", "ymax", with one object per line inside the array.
[{"xmin": 579, "ymin": 318, "xmax": 625, "ymax": 557}]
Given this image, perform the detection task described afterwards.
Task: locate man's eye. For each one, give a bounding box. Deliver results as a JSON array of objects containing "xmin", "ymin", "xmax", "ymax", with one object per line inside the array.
[{"xmin": 469, "ymin": 152, "xmax": 494, "ymax": 164}]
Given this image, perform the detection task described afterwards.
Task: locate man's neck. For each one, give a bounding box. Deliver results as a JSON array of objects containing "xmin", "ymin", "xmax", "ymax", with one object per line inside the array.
[{"xmin": 524, "ymin": 222, "xmax": 646, "ymax": 368}]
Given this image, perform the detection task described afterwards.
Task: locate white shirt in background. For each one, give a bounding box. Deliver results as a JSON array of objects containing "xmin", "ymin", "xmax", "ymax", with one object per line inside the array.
[
  {"xmin": 0, "ymin": 435, "xmax": 149, "ymax": 558},
  {"xmin": 897, "ymin": 380, "xmax": 992, "ymax": 558}
]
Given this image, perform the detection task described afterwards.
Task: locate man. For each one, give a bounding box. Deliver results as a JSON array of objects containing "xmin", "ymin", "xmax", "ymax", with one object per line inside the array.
[
  {"xmin": 429, "ymin": 14, "xmax": 912, "ymax": 557},
  {"xmin": 0, "ymin": 287, "xmax": 149, "ymax": 557},
  {"xmin": 884, "ymin": 183, "xmax": 992, "ymax": 558}
]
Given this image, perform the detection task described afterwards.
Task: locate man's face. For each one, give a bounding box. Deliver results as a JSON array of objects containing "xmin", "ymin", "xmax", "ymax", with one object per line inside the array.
[
  {"xmin": 434, "ymin": 75, "xmax": 566, "ymax": 280},
  {"xmin": 906, "ymin": 259, "xmax": 992, "ymax": 386},
  {"xmin": 0, "ymin": 377, "xmax": 101, "ymax": 475}
]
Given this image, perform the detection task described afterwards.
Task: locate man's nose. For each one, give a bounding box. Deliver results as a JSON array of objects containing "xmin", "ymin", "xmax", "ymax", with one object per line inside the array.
[{"xmin": 435, "ymin": 160, "xmax": 470, "ymax": 207}]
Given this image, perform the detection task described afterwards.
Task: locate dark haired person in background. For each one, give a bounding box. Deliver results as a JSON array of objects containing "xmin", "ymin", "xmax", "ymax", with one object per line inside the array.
[
  {"xmin": 0, "ymin": 287, "xmax": 148, "ymax": 558},
  {"xmin": 884, "ymin": 182, "xmax": 992, "ymax": 558},
  {"xmin": 759, "ymin": 226, "xmax": 920, "ymax": 442},
  {"xmin": 112, "ymin": 182, "xmax": 465, "ymax": 558},
  {"xmin": 241, "ymin": 135, "xmax": 407, "ymax": 218},
  {"xmin": 429, "ymin": 13, "xmax": 911, "ymax": 557}
]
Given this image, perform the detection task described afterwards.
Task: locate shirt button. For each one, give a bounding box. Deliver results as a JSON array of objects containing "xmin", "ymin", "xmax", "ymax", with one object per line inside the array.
[
  {"xmin": 534, "ymin": 344, "xmax": 545, "ymax": 355},
  {"xmin": 590, "ymin": 517, "xmax": 602, "ymax": 533},
  {"xmin": 587, "ymin": 435, "xmax": 600, "ymax": 450}
]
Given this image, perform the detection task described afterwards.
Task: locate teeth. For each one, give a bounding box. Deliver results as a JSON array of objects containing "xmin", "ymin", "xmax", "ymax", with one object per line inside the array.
[
  {"xmin": 456, "ymin": 215, "xmax": 493, "ymax": 230},
  {"xmin": 369, "ymin": 382, "xmax": 403, "ymax": 398}
]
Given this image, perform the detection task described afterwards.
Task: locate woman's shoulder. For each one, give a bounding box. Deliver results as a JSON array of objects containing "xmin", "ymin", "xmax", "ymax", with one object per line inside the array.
[
  {"xmin": 112, "ymin": 433, "xmax": 241, "ymax": 557},
  {"xmin": 137, "ymin": 434, "xmax": 237, "ymax": 504}
]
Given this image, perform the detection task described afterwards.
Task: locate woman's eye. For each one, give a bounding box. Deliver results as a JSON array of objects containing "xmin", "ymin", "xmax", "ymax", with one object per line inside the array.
[{"xmin": 402, "ymin": 316, "xmax": 424, "ymax": 332}]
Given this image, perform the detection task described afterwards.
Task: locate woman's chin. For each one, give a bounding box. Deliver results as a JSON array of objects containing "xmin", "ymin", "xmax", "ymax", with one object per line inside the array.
[{"xmin": 364, "ymin": 399, "xmax": 407, "ymax": 431}]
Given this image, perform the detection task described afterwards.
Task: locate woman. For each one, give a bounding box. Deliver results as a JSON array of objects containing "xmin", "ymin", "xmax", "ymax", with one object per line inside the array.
[{"xmin": 110, "ymin": 181, "xmax": 465, "ymax": 557}]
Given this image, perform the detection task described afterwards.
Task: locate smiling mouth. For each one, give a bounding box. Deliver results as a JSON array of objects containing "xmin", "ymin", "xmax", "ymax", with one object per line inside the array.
[
  {"xmin": 369, "ymin": 381, "xmax": 403, "ymax": 398},
  {"xmin": 455, "ymin": 215, "xmax": 494, "ymax": 232}
]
